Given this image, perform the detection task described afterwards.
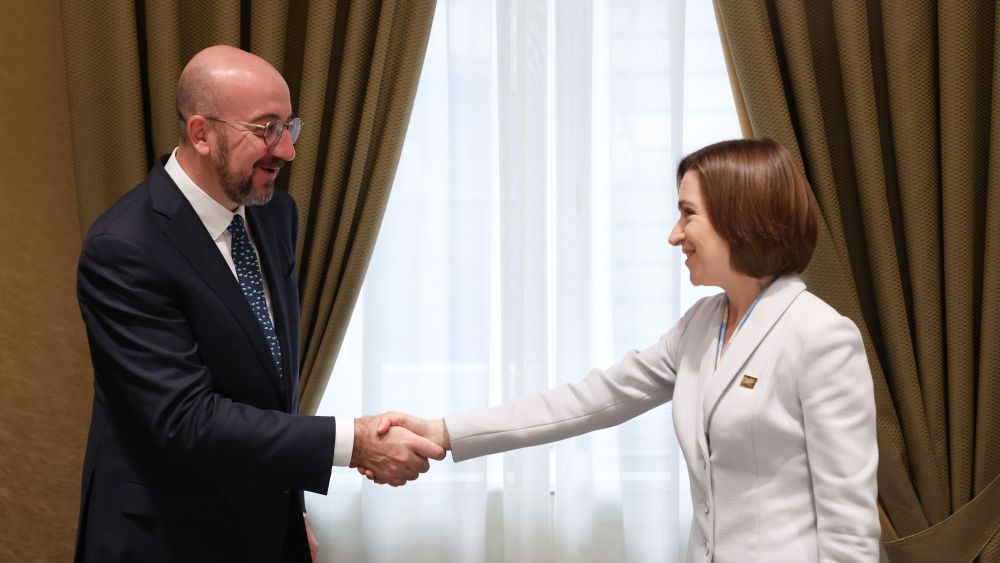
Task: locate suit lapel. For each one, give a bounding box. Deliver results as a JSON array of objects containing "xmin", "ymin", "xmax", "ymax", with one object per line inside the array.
[
  {"xmin": 702, "ymin": 276, "xmax": 806, "ymax": 431},
  {"xmin": 246, "ymin": 206, "xmax": 294, "ymax": 410},
  {"xmin": 147, "ymin": 161, "xmax": 285, "ymax": 404}
]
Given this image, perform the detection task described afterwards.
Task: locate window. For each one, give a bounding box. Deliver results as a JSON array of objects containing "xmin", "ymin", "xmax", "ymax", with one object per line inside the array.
[{"xmin": 308, "ymin": 2, "xmax": 740, "ymax": 561}]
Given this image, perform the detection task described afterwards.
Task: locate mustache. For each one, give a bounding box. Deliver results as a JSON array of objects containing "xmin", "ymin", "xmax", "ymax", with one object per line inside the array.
[{"xmin": 256, "ymin": 158, "xmax": 284, "ymax": 169}]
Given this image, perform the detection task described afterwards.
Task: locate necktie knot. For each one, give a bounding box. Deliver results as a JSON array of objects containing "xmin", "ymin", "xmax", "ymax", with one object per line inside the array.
[{"xmin": 229, "ymin": 213, "xmax": 247, "ymax": 236}]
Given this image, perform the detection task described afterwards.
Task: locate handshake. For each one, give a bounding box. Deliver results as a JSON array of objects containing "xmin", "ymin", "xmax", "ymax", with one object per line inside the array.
[{"xmin": 350, "ymin": 412, "xmax": 451, "ymax": 486}]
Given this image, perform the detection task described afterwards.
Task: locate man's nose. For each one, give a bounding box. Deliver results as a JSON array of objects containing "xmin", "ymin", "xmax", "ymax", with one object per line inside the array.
[{"xmin": 270, "ymin": 127, "xmax": 296, "ymax": 161}]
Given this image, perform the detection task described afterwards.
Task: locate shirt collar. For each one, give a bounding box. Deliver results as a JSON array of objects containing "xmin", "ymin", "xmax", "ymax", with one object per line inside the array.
[{"xmin": 164, "ymin": 148, "xmax": 246, "ymax": 240}]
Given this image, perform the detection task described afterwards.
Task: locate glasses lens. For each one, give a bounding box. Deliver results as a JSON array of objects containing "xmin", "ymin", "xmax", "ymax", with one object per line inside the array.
[
  {"xmin": 263, "ymin": 121, "xmax": 283, "ymax": 147},
  {"xmin": 262, "ymin": 118, "xmax": 301, "ymax": 146}
]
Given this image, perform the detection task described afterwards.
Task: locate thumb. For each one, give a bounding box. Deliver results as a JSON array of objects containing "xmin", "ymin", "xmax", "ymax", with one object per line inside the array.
[
  {"xmin": 375, "ymin": 415, "xmax": 393, "ymax": 435},
  {"xmin": 375, "ymin": 412, "xmax": 411, "ymax": 436}
]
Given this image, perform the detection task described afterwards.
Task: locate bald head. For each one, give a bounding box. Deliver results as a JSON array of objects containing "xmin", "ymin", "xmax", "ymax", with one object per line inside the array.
[{"xmin": 176, "ymin": 45, "xmax": 287, "ymax": 144}]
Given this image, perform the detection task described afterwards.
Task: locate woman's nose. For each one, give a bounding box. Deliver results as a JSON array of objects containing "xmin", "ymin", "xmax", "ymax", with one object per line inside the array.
[{"xmin": 668, "ymin": 221, "xmax": 684, "ymax": 246}]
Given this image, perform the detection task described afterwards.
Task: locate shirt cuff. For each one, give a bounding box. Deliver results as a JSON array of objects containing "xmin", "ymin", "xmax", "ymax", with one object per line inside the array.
[{"xmin": 332, "ymin": 417, "xmax": 355, "ymax": 467}]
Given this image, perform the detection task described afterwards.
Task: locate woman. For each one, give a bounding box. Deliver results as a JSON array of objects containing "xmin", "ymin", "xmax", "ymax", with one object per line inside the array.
[{"xmin": 365, "ymin": 138, "xmax": 880, "ymax": 562}]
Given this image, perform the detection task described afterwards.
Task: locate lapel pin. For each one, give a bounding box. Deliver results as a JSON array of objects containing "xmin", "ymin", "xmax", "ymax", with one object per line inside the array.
[{"xmin": 740, "ymin": 375, "xmax": 758, "ymax": 389}]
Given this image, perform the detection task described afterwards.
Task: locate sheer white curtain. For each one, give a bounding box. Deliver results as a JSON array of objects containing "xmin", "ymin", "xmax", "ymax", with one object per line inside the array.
[{"xmin": 307, "ymin": 1, "xmax": 739, "ymax": 561}]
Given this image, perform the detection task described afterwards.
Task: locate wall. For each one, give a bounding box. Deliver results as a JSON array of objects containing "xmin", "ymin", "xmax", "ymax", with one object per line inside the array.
[{"xmin": 0, "ymin": 2, "xmax": 93, "ymax": 560}]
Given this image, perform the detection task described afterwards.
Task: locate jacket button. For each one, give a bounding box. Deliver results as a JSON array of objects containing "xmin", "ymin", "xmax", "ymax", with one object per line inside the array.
[
  {"xmin": 704, "ymin": 541, "xmax": 710, "ymax": 556},
  {"xmin": 703, "ymin": 501, "xmax": 710, "ymax": 515}
]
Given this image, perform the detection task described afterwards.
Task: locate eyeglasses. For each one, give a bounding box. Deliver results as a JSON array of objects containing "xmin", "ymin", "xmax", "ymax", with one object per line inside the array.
[{"xmin": 206, "ymin": 116, "xmax": 302, "ymax": 147}]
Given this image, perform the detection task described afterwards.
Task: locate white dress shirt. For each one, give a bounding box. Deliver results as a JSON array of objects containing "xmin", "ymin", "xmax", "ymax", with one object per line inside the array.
[{"xmin": 165, "ymin": 149, "xmax": 353, "ymax": 467}]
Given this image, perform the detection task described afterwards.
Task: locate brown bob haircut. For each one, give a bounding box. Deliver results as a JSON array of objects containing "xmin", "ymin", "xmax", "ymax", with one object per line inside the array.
[{"xmin": 677, "ymin": 138, "xmax": 818, "ymax": 277}]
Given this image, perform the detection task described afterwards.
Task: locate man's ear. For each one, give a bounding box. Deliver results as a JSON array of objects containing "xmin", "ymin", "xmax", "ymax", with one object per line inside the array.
[{"xmin": 187, "ymin": 115, "xmax": 213, "ymax": 156}]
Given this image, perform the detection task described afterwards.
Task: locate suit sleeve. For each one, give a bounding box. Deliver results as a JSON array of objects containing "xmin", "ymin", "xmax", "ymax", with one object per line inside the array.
[
  {"xmin": 797, "ymin": 315, "xmax": 880, "ymax": 562},
  {"xmin": 78, "ymin": 232, "xmax": 335, "ymax": 493},
  {"xmin": 445, "ymin": 301, "xmax": 705, "ymax": 462}
]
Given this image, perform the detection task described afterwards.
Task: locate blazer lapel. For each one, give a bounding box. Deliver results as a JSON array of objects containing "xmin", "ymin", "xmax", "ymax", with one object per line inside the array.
[
  {"xmin": 148, "ymin": 162, "xmax": 285, "ymax": 404},
  {"xmin": 693, "ymin": 301, "xmax": 724, "ymax": 471},
  {"xmin": 702, "ymin": 276, "xmax": 807, "ymax": 431}
]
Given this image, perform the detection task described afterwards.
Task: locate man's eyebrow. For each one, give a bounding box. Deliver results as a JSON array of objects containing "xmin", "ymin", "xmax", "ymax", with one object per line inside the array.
[{"xmin": 248, "ymin": 112, "xmax": 291, "ymax": 123}]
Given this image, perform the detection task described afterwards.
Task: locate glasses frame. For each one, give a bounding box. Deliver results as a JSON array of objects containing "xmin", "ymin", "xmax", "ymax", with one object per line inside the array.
[{"xmin": 205, "ymin": 116, "xmax": 302, "ymax": 147}]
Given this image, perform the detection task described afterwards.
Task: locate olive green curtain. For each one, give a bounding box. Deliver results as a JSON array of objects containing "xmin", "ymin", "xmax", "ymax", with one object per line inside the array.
[
  {"xmin": 714, "ymin": 1, "xmax": 1000, "ymax": 561},
  {"xmin": 0, "ymin": 3, "xmax": 93, "ymax": 560},
  {"xmin": 60, "ymin": 0, "xmax": 437, "ymax": 415}
]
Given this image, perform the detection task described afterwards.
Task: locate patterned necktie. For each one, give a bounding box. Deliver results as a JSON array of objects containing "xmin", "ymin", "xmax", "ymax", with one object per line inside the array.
[{"xmin": 228, "ymin": 214, "xmax": 282, "ymax": 376}]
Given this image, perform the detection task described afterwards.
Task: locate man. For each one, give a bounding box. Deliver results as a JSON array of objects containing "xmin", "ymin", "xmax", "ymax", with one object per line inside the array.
[{"xmin": 74, "ymin": 45, "xmax": 443, "ymax": 562}]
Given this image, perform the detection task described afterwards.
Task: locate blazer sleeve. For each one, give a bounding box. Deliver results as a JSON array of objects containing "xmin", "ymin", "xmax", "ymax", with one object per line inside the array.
[
  {"xmin": 797, "ymin": 314, "xmax": 880, "ymax": 562},
  {"xmin": 445, "ymin": 300, "xmax": 706, "ymax": 462},
  {"xmin": 78, "ymin": 232, "xmax": 335, "ymax": 493}
]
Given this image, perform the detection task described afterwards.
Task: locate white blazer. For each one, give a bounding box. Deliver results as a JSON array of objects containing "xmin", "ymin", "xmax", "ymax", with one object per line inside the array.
[{"xmin": 446, "ymin": 276, "xmax": 880, "ymax": 562}]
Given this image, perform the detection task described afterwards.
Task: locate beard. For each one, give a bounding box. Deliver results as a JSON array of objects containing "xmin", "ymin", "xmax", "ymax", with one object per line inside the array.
[{"xmin": 214, "ymin": 135, "xmax": 275, "ymax": 206}]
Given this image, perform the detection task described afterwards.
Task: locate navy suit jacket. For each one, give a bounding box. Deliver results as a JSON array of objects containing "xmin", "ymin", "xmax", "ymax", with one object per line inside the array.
[{"xmin": 75, "ymin": 156, "xmax": 335, "ymax": 562}]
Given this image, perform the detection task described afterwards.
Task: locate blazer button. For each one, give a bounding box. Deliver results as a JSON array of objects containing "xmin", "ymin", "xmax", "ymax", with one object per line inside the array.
[
  {"xmin": 704, "ymin": 541, "xmax": 710, "ymax": 556},
  {"xmin": 703, "ymin": 501, "xmax": 710, "ymax": 515}
]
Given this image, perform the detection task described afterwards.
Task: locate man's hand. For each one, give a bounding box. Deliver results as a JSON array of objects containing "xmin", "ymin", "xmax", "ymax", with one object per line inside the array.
[
  {"xmin": 356, "ymin": 412, "xmax": 451, "ymax": 483},
  {"xmin": 350, "ymin": 416, "xmax": 446, "ymax": 486}
]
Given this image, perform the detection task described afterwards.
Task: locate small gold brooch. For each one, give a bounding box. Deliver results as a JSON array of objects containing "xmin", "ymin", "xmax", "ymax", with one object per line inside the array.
[{"xmin": 740, "ymin": 375, "xmax": 758, "ymax": 389}]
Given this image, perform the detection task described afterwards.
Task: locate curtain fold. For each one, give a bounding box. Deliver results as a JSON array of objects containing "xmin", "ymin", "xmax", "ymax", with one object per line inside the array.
[
  {"xmin": 292, "ymin": 0, "xmax": 437, "ymax": 415},
  {"xmin": 60, "ymin": 0, "xmax": 436, "ymax": 415},
  {"xmin": 714, "ymin": 1, "xmax": 1000, "ymax": 561}
]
